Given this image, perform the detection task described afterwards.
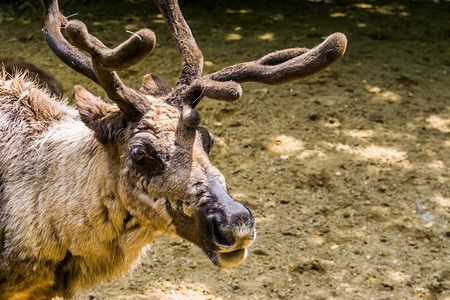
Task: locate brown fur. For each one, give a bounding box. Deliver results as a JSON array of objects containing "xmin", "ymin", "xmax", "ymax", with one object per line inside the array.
[
  {"xmin": 0, "ymin": 74, "xmax": 155, "ymax": 298},
  {"xmin": 0, "ymin": 72, "xmax": 255, "ymax": 299},
  {"xmin": 0, "ymin": 74, "xmax": 132, "ymax": 298},
  {"xmin": 1, "ymin": 57, "xmax": 65, "ymax": 97}
]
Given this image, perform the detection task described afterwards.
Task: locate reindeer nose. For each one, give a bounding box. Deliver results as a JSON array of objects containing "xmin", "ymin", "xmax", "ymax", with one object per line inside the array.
[
  {"xmin": 210, "ymin": 207, "xmax": 256, "ymax": 249},
  {"xmin": 204, "ymin": 174, "xmax": 256, "ymax": 250},
  {"xmin": 211, "ymin": 216, "xmax": 235, "ymax": 247}
]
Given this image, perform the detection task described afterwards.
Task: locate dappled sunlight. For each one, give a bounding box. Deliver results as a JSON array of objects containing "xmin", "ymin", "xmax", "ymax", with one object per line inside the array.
[
  {"xmin": 225, "ymin": 33, "xmax": 242, "ymax": 41},
  {"xmin": 268, "ymin": 135, "xmax": 304, "ymax": 155},
  {"xmin": 374, "ymin": 91, "xmax": 402, "ymax": 102},
  {"xmin": 296, "ymin": 149, "xmax": 328, "ymax": 160},
  {"xmin": 225, "ymin": 26, "xmax": 243, "ymax": 41},
  {"xmin": 258, "ymin": 33, "xmax": 275, "ymax": 41},
  {"xmin": 336, "ymin": 283, "xmax": 357, "ymax": 294},
  {"xmin": 352, "ymin": 2, "xmax": 410, "ymax": 16},
  {"xmin": 364, "ymin": 84, "xmax": 381, "ymax": 94},
  {"xmin": 271, "ymin": 13, "xmax": 284, "ymax": 21},
  {"xmin": 426, "ymin": 115, "xmax": 450, "ymax": 133},
  {"xmin": 386, "ymin": 271, "xmax": 411, "ymax": 283},
  {"xmin": 426, "ymin": 160, "xmax": 445, "ymax": 170},
  {"xmin": 204, "ymin": 60, "xmax": 214, "ymax": 67},
  {"xmin": 266, "ymin": 135, "xmax": 332, "ymax": 162},
  {"xmin": 329, "ymin": 12, "xmax": 347, "ymax": 18},
  {"xmin": 353, "ymin": 3, "xmax": 372, "ymax": 9},
  {"xmin": 311, "ymin": 235, "xmax": 325, "ymax": 245},
  {"xmin": 225, "ymin": 8, "xmax": 252, "ymax": 15},
  {"xmin": 437, "ymin": 176, "xmax": 447, "ymax": 184},
  {"xmin": 141, "ymin": 280, "xmax": 216, "ymax": 299},
  {"xmin": 230, "ymin": 191, "xmax": 246, "ymax": 201},
  {"xmin": 342, "ymin": 129, "xmax": 375, "ymax": 142},
  {"xmin": 365, "ymin": 84, "xmax": 402, "ymax": 102},
  {"xmin": 327, "ymin": 143, "xmax": 412, "ymax": 169},
  {"xmin": 432, "ymin": 192, "xmax": 450, "ymax": 211},
  {"xmin": 152, "ymin": 13, "xmax": 165, "ymax": 24}
]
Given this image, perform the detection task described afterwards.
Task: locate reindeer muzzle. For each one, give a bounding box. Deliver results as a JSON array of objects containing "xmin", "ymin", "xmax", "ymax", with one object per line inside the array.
[{"xmin": 200, "ymin": 175, "xmax": 256, "ymax": 268}]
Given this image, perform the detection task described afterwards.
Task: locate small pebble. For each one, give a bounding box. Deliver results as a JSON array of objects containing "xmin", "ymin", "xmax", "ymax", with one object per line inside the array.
[{"xmin": 424, "ymin": 222, "xmax": 434, "ymax": 229}]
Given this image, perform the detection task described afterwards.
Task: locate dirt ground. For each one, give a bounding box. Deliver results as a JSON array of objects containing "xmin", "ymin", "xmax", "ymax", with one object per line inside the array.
[{"xmin": 1, "ymin": 0, "xmax": 449, "ymax": 299}]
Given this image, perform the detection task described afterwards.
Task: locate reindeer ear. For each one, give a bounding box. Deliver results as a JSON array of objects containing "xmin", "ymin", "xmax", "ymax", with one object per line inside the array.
[
  {"xmin": 140, "ymin": 74, "xmax": 172, "ymax": 98},
  {"xmin": 73, "ymin": 85, "xmax": 126, "ymax": 144}
]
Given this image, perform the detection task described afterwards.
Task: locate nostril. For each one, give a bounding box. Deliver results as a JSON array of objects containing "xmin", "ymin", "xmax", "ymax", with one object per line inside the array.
[{"xmin": 212, "ymin": 217, "xmax": 235, "ymax": 247}]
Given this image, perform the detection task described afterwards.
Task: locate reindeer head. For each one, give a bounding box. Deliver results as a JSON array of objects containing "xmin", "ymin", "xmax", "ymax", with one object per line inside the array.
[{"xmin": 42, "ymin": 0, "xmax": 346, "ymax": 268}]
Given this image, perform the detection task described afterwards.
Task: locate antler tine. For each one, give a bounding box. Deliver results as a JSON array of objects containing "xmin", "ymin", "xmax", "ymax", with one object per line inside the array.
[
  {"xmin": 181, "ymin": 33, "xmax": 346, "ymax": 108},
  {"xmin": 42, "ymin": 0, "xmax": 158, "ymax": 120},
  {"xmin": 205, "ymin": 33, "xmax": 347, "ymax": 85},
  {"xmin": 42, "ymin": 0, "xmax": 98, "ymax": 83},
  {"xmin": 153, "ymin": 0, "xmax": 203, "ymax": 87},
  {"xmin": 151, "ymin": 0, "xmax": 243, "ymax": 119},
  {"xmin": 65, "ymin": 21, "xmax": 156, "ymax": 72},
  {"xmin": 64, "ymin": 20, "xmax": 156, "ymax": 119}
]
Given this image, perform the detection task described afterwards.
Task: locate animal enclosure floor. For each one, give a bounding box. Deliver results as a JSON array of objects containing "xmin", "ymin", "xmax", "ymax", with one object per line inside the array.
[{"xmin": 1, "ymin": 0, "xmax": 449, "ymax": 299}]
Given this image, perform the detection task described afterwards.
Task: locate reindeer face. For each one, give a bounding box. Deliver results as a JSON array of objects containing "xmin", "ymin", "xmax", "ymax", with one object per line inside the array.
[
  {"xmin": 75, "ymin": 88, "xmax": 255, "ymax": 268},
  {"xmin": 124, "ymin": 103, "xmax": 255, "ymax": 268}
]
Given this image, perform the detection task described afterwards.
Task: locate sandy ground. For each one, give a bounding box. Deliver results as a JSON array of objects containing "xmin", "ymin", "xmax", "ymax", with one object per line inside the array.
[{"xmin": 1, "ymin": 0, "xmax": 449, "ymax": 299}]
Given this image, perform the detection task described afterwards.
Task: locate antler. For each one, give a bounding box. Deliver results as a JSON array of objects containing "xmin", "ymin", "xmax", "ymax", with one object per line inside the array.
[
  {"xmin": 153, "ymin": 0, "xmax": 347, "ymax": 114},
  {"xmin": 205, "ymin": 33, "xmax": 347, "ymax": 86},
  {"xmin": 43, "ymin": 0, "xmax": 347, "ymax": 125},
  {"xmin": 188, "ymin": 32, "xmax": 347, "ymax": 108},
  {"xmin": 42, "ymin": 0, "xmax": 156, "ymax": 120},
  {"xmin": 153, "ymin": 0, "xmax": 203, "ymax": 86},
  {"xmin": 42, "ymin": 0, "xmax": 97, "ymax": 83}
]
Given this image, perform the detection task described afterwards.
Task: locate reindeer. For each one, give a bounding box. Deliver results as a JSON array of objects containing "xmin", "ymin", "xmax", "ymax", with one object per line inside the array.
[
  {"xmin": 1, "ymin": 57, "xmax": 64, "ymax": 97},
  {"xmin": 0, "ymin": 0, "xmax": 347, "ymax": 298}
]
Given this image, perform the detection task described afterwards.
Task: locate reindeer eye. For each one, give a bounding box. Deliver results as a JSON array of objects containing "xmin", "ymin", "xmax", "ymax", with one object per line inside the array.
[
  {"xmin": 130, "ymin": 146, "xmax": 163, "ymax": 170},
  {"xmin": 130, "ymin": 147, "xmax": 147, "ymax": 163}
]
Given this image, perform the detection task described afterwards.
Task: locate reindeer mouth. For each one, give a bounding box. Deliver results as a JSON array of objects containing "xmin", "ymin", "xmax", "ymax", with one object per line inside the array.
[
  {"xmin": 203, "ymin": 218, "xmax": 256, "ymax": 268},
  {"xmin": 205, "ymin": 248, "xmax": 249, "ymax": 268}
]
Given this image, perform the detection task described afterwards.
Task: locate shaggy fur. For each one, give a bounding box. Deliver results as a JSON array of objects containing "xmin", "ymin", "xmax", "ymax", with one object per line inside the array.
[
  {"xmin": 1, "ymin": 57, "xmax": 65, "ymax": 97},
  {"xmin": 0, "ymin": 72, "xmax": 255, "ymax": 299},
  {"xmin": 0, "ymin": 73, "xmax": 155, "ymax": 298}
]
